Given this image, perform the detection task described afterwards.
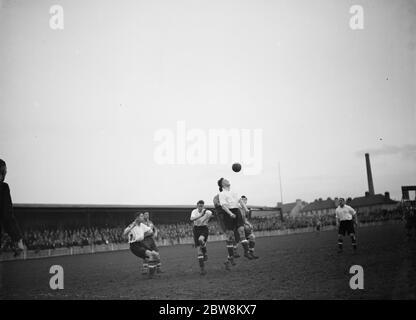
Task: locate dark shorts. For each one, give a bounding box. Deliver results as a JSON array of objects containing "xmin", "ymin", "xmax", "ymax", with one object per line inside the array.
[
  {"xmin": 129, "ymin": 236, "xmax": 158, "ymax": 259},
  {"xmin": 338, "ymin": 220, "xmax": 355, "ymax": 236},
  {"xmin": 193, "ymin": 225, "xmax": 209, "ymax": 246},
  {"xmin": 222, "ymin": 208, "xmax": 245, "ymax": 231}
]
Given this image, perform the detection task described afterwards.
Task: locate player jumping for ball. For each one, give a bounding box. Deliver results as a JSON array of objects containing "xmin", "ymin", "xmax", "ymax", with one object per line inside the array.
[
  {"xmin": 335, "ymin": 198, "xmax": 358, "ymax": 253},
  {"xmin": 142, "ymin": 211, "xmax": 163, "ymax": 274},
  {"xmin": 217, "ymin": 177, "xmax": 253, "ymax": 270},
  {"xmin": 213, "ymin": 194, "xmax": 240, "ymax": 259},
  {"xmin": 124, "ymin": 212, "xmax": 161, "ymax": 278},
  {"xmin": 190, "ymin": 200, "xmax": 213, "ymax": 275}
]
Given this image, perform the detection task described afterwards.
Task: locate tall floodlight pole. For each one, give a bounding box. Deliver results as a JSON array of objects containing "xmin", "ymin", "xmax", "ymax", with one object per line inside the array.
[
  {"xmin": 278, "ymin": 162, "xmax": 284, "ymax": 221},
  {"xmin": 278, "ymin": 161, "xmax": 284, "ymax": 204}
]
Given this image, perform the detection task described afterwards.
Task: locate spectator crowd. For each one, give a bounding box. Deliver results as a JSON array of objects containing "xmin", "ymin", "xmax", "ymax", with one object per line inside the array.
[{"xmin": 0, "ymin": 209, "xmax": 403, "ymax": 253}]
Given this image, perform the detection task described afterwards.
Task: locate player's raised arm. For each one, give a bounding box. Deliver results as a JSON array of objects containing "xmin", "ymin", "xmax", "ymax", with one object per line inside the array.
[
  {"xmin": 349, "ymin": 206, "xmax": 358, "ymax": 225},
  {"xmin": 123, "ymin": 221, "xmax": 136, "ymax": 236}
]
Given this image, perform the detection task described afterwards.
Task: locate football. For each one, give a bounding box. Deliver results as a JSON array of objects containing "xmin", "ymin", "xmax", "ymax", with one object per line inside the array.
[{"xmin": 232, "ymin": 163, "xmax": 242, "ymax": 172}]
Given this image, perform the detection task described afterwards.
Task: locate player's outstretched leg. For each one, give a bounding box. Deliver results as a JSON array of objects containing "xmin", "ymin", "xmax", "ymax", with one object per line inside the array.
[
  {"xmin": 147, "ymin": 251, "xmax": 160, "ymax": 278},
  {"xmin": 224, "ymin": 231, "xmax": 236, "ymax": 270},
  {"xmin": 248, "ymin": 234, "xmax": 259, "ymax": 259},
  {"xmin": 237, "ymin": 226, "xmax": 252, "ymax": 260},
  {"xmin": 233, "ymin": 244, "xmax": 240, "ymax": 258},
  {"xmin": 198, "ymin": 248, "xmax": 206, "ymax": 275},
  {"xmin": 199, "ymin": 237, "xmax": 208, "ymax": 262},
  {"xmin": 233, "ymin": 229, "xmax": 241, "ymax": 258}
]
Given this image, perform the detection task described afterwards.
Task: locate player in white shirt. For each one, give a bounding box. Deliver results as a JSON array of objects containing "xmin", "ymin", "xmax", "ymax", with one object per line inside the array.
[
  {"xmin": 123, "ymin": 212, "xmax": 161, "ymax": 277},
  {"xmin": 217, "ymin": 177, "xmax": 253, "ymax": 271},
  {"xmin": 335, "ymin": 198, "xmax": 358, "ymax": 253},
  {"xmin": 190, "ymin": 200, "xmax": 213, "ymax": 275}
]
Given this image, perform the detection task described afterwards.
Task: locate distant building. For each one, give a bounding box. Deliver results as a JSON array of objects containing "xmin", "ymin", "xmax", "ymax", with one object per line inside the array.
[
  {"xmin": 300, "ymin": 192, "xmax": 398, "ymax": 217},
  {"xmin": 349, "ymin": 192, "xmax": 399, "ymax": 215},
  {"xmin": 250, "ymin": 208, "xmax": 282, "ymax": 218},
  {"xmin": 301, "ymin": 198, "xmax": 336, "ymax": 217},
  {"xmin": 277, "ymin": 199, "xmax": 308, "ymax": 217}
]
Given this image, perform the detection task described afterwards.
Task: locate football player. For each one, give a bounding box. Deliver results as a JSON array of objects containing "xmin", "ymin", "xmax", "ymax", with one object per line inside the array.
[
  {"xmin": 335, "ymin": 198, "xmax": 358, "ymax": 253},
  {"xmin": 124, "ymin": 212, "xmax": 160, "ymax": 277},
  {"xmin": 0, "ymin": 159, "xmax": 25, "ymax": 257},
  {"xmin": 217, "ymin": 178, "xmax": 253, "ymax": 271},
  {"xmin": 240, "ymin": 196, "xmax": 259, "ymax": 259},
  {"xmin": 142, "ymin": 211, "xmax": 162, "ymax": 274},
  {"xmin": 190, "ymin": 200, "xmax": 213, "ymax": 275}
]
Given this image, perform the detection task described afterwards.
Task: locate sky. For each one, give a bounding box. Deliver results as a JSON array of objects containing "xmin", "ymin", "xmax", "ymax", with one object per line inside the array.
[{"xmin": 0, "ymin": 0, "xmax": 415, "ymax": 206}]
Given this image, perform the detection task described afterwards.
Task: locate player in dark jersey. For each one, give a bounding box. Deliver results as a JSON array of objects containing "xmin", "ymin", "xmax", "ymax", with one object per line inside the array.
[
  {"xmin": 240, "ymin": 196, "xmax": 259, "ymax": 259},
  {"xmin": 0, "ymin": 159, "xmax": 24, "ymax": 256},
  {"xmin": 143, "ymin": 211, "xmax": 162, "ymax": 274},
  {"xmin": 403, "ymin": 205, "xmax": 416, "ymax": 239}
]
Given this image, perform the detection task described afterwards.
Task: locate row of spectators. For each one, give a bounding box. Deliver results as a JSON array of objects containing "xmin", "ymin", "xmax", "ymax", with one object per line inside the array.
[{"xmin": 0, "ymin": 209, "xmax": 403, "ymax": 253}]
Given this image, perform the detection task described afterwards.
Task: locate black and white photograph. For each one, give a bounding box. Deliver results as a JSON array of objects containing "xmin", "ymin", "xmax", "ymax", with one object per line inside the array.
[{"xmin": 0, "ymin": 0, "xmax": 416, "ymax": 305}]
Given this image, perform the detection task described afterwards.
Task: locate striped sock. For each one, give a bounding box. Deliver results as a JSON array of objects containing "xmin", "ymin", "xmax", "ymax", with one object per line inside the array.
[
  {"xmin": 241, "ymin": 239, "xmax": 249, "ymax": 254},
  {"xmin": 226, "ymin": 241, "xmax": 234, "ymax": 259},
  {"xmin": 338, "ymin": 239, "xmax": 343, "ymax": 250}
]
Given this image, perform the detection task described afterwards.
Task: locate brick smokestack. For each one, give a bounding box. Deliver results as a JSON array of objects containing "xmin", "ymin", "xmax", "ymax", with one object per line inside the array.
[{"xmin": 365, "ymin": 153, "xmax": 375, "ymax": 196}]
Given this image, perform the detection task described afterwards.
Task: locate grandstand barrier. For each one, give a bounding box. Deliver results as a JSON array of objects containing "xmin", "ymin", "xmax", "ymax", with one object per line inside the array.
[{"xmin": 0, "ymin": 219, "xmax": 403, "ymax": 262}]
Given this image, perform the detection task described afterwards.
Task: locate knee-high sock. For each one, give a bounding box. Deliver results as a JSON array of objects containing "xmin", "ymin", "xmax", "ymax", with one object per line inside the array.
[
  {"xmin": 249, "ymin": 239, "xmax": 255, "ymax": 252},
  {"xmin": 198, "ymin": 253, "xmax": 204, "ymax": 268},
  {"xmin": 241, "ymin": 239, "xmax": 249, "ymax": 254},
  {"xmin": 350, "ymin": 235, "xmax": 357, "ymax": 247},
  {"xmin": 143, "ymin": 258, "xmax": 149, "ymax": 269},
  {"xmin": 148, "ymin": 259, "xmax": 157, "ymax": 271},
  {"xmin": 226, "ymin": 240, "xmax": 234, "ymax": 259},
  {"xmin": 200, "ymin": 239, "xmax": 207, "ymax": 255},
  {"xmin": 338, "ymin": 238, "xmax": 343, "ymax": 249}
]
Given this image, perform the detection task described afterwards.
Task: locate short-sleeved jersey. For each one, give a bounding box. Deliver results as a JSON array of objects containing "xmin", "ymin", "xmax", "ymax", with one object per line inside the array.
[
  {"xmin": 126, "ymin": 223, "xmax": 151, "ymax": 243},
  {"xmin": 335, "ymin": 205, "xmax": 356, "ymax": 221},
  {"xmin": 219, "ymin": 190, "xmax": 240, "ymax": 209},
  {"xmin": 190, "ymin": 208, "xmax": 213, "ymax": 227}
]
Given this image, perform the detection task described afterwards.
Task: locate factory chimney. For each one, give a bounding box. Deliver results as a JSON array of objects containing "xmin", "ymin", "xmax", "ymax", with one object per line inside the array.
[{"xmin": 365, "ymin": 153, "xmax": 375, "ymax": 196}]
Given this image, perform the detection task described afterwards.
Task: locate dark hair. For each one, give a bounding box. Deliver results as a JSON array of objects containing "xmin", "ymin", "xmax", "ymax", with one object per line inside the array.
[
  {"xmin": 241, "ymin": 195, "xmax": 247, "ymax": 199},
  {"xmin": 217, "ymin": 178, "xmax": 224, "ymax": 192},
  {"xmin": 134, "ymin": 212, "xmax": 143, "ymax": 219},
  {"xmin": 197, "ymin": 200, "xmax": 204, "ymax": 205}
]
